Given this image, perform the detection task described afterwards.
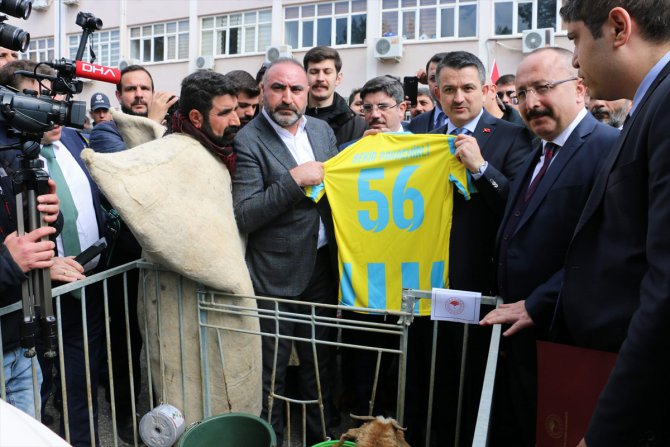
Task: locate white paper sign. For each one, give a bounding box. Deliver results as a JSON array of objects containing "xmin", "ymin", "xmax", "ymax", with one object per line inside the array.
[{"xmin": 431, "ymin": 288, "xmax": 482, "ymax": 324}]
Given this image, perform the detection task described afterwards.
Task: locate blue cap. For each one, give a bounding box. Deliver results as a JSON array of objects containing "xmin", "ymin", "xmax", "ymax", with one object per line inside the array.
[{"xmin": 90, "ymin": 92, "xmax": 111, "ymax": 111}]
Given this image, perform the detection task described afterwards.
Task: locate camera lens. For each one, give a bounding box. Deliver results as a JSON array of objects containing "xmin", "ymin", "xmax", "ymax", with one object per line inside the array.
[
  {"xmin": 0, "ymin": 0, "xmax": 32, "ymax": 20},
  {"xmin": 0, "ymin": 22, "xmax": 29, "ymax": 52}
]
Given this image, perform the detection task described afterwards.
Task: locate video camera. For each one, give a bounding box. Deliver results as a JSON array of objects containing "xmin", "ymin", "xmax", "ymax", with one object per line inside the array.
[
  {"xmin": 0, "ymin": 6, "xmax": 119, "ymax": 142},
  {"xmin": 0, "ymin": 4, "xmax": 119, "ymax": 359}
]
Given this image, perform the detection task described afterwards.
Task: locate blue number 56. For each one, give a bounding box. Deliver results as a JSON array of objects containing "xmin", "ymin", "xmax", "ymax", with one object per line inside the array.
[{"xmin": 357, "ymin": 166, "xmax": 424, "ymax": 232}]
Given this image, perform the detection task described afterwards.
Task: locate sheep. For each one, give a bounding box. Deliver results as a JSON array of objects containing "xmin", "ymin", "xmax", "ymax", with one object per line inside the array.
[{"xmin": 334, "ymin": 414, "xmax": 411, "ymax": 447}]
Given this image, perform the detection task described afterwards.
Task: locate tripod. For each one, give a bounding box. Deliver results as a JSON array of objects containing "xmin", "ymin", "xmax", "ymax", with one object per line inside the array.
[{"xmin": 10, "ymin": 139, "xmax": 58, "ymax": 360}]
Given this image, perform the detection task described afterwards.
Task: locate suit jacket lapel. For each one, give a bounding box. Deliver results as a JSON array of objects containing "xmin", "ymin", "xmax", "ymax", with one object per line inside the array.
[
  {"xmin": 496, "ymin": 143, "xmax": 539, "ymax": 244},
  {"xmin": 255, "ymin": 113, "xmax": 298, "ymax": 170},
  {"xmin": 514, "ymin": 116, "xmax": 594, "ymax": 235},
  {"xmin": 574, "ymin": 61, "xmax": 670, "ymax": 235},
  {"xmin": 305, "ymin": 118, "xmax": 333, "ymax": 162},
  {"xmin": 473, "ymin": 110, "xmax": 497, "ymax": 159}
]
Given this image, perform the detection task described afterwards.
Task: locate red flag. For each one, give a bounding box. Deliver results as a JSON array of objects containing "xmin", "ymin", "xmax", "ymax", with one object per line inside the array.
[{"xmin": 490, "ymin": 59, "xmax": 500, "ymax": 84}]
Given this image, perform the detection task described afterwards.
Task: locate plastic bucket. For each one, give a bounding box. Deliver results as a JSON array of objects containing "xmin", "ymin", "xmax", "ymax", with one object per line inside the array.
[
  {"xmin": 177, "ymin": 413, "xmax": 277, "ymax": 447},
  {"xmin": 311, "ymin": 442, "xmax": 356, "ymax": 447}
]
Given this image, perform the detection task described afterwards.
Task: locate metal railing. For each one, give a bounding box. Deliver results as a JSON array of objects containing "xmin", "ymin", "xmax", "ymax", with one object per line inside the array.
[{"xmin": 0, "ymin": 261, "xmax": 502, "ymax": 447}]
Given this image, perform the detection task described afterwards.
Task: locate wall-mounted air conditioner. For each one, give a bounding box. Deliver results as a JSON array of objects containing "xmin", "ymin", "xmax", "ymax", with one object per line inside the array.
[
  {"xmin": 118, "ymin": 58, "xmax": 140, "ymax": 71},
  {"xmin": 374, "ymin": 36, "xmax": 403, "ymax": 62},
  {"xmin": 522, "ymin": 28, "xmax": 555, "ymax": 53},
  {"xmin": 192, "ymin": 55, "xmax": 215, "ymax": 71},
  {"xmin": 265, "ymin": 45, "xmax": 292, "ymax": 63}
]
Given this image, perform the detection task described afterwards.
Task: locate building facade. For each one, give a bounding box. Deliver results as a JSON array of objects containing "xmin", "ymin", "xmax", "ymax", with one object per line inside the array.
[{"xmin": 16, "ymin": 0, "xmax": 571, "ymax": 108}]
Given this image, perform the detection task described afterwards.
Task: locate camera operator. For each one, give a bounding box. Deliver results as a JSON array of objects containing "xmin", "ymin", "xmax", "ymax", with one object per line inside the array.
[
  {"xmin": 0, "ymin": 46, "xmax": 17, "ymax": 67},
  {"xmin": 0, "ymin": 62, "xmax": 80, "ymax": 418},
  {"xmin": 0, "ymin": 60, "xmax": 107, "ymax": 445}
]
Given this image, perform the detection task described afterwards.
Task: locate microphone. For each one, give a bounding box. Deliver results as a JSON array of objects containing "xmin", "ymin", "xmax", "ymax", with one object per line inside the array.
[
  {"xmin": 74, "ymin": 60, "xmax": 121, "ymax": 84},
  {"xmin": 45, "ymin": 59, "xmax": 121, "ymax": 85}
]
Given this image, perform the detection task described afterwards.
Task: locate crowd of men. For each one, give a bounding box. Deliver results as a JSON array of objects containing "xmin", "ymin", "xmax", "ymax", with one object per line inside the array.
[{"xmin": 1, "ymin": 1, "xmax": 669, "ymax": 446}]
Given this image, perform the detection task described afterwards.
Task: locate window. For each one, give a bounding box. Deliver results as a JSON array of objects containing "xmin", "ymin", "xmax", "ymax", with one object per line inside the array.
[
  {"xmin": 284, "ymin": 0, "xmax": 366, "ymax": 50},
  {"xmin": 130, "ymin": 20, "xmax": 189, "ymax": 63},
  {"xmin": 68, "ymin": 29, "xmax": 120, "ymax": 67},
  {"xmin": 381, "ymin": 0, "xmax": 477, "ymax": 41},
  {"xmin": 23, "ymin": 37, "xmax": 54, "ymax": 62},
  {"xmin": 494, "ymin": 0, "xmax": 558, "ymax": 36},
  {"xmin": 201, "ymin": 9, "xmax": 272, "ymax": 56}
]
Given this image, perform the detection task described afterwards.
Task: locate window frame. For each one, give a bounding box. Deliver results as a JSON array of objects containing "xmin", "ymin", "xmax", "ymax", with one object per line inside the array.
[
  {"xmin": 283, "ymin": 0, "xmax": 368, "ymax": 50},
  {"xmin": 200, "ymin": 8, "xmax": 273, "ymax": 58},
  {"xmin": 129, "ymin": 19, "xmax": 190, "ymax": 64},
  {"xmin": 380, "ymin": 0, "xmax": 479, "ymax": 42},
  {"xmin": 492, "ymin": 0, "xmax": 563, "ymax": 37},
  {"xmin": 22, "ymin": 36, "xmax": 55, "ymax": 63},
  {"xmin": 68, "ymin": 28, "xmax": 121, "ymax": 68}
]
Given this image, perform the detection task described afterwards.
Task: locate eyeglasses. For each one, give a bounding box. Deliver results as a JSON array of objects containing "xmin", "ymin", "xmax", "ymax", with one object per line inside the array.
[
  {"xmin": 515, "ymin": 77, "xmax": 578, "ymax": 104},
  {"xmin": 361, "ymin": 103, "xmax": 399, "ymax": 114}
]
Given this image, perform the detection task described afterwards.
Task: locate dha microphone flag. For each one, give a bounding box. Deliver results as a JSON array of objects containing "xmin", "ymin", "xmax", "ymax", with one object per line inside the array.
[{"xmin": 74, "ymin": 60, "xmax": 120, "ymax": 84}]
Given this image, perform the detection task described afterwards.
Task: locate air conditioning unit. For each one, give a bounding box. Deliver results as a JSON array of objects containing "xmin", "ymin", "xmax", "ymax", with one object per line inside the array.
[
  {"xmin": 118, "ymin": 58, "xmax": 140, "ymax": 71},
  {"xmin": 192, "ymin": 55, "xmax": 215, "ymax": 71},
  {"xmin": 62, "ymin": 0, "xmax": 79, "ymax": 5},
  {"xmin": 31, "ymin": 0, "xmax": 52, "ymax": 11},
  {"xmin": 522, "ymin": 28, "xmax": 555, "ymax": 53},
  {"xmin": 374, "ymin": 36, "xmax": 403, "ymax": 62},
  {"xmin": 265, "ymin": 45, "xmax": 292, "ymax": 63}
]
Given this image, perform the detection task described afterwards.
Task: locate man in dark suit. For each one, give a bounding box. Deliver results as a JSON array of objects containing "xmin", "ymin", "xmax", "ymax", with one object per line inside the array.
[
  {"xmin": 232, "ymin": 58, "xmax": 339, "ymax": 446},
  {"xmin": 556, "ymin": 2, "xmax": 670, "ymax": 446},
  {"xmin": 405, "ymin": 52, "xmax": 449, "ymax": 133},
  {"xmin": 39, "ymin": 123, "xmax": 107, "ymax": 447},
  {"xmin": 479, "ymin": 47, "xmax": 619, "ymax": 446},
  {"xmin": 402, "ymin": 51, "xmax": 532, "ymax": 447}
]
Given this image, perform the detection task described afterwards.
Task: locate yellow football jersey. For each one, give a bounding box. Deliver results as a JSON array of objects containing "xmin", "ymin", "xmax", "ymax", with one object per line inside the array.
[{"xmin": 307, "ymin": 133, "xmax": 471, "ymax": 315}]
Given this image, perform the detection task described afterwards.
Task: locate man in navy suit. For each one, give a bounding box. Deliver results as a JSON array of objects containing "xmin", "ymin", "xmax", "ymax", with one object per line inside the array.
[
  {"xmin": 479, "ymin": 47, "xmax": 619, "ymax": 446},
  {"xmin": 402, "ymin": 51, "xmax": 532, "ymax": 447},
  {"xmin": 555, "ymin": 2, "xmax": 670, "ymax": 446}
]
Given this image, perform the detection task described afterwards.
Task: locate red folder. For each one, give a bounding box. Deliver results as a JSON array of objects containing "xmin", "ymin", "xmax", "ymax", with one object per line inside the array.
[{"xmin": 536, "ymin": 341, "xmax": 617, "ymax": 447}]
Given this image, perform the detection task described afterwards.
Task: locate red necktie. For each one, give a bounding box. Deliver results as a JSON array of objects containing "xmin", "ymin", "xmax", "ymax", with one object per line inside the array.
[{"xmin": 525, "ymin": 142, "xmax": 558, "ymax": 202}]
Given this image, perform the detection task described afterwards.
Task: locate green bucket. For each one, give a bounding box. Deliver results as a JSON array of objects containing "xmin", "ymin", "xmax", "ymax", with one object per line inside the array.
[
  {"xmin": 177, "ymin": 413, "xmax": 277, "ymax": 447},
  {"xmin": 311, "ymin": 442, "xmax": 356, "ymax": 447}
]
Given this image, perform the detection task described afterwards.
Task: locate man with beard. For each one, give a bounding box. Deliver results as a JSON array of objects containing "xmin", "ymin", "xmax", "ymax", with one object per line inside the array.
[
  {"xmin": 87, "ymin": 64, "xmax": 176, "ymax": 444},
  {"xmin": 232, "ymin": 58, "xmax": 338, "ymax": 446},
  {"xmin": 360, "ymin": 75, "xmax": 408, "ymax": 133},
  {"xmin": 227, "ymin": 70, "xmax": 260, "ymax": 129},
  {"xmin": 479, "ymin": 47, "xmax": 618, "ymax": 446},
  {"xmin": 304, "ymin": 46, "xmax": 366, "ymax": 146},
  {"xmin": 89, "ymin": 65, "xmax": 177, "ymax": 152},
  {"xmin": 588, "ymin": 97, "xmax": 631, "ymax": 129}
]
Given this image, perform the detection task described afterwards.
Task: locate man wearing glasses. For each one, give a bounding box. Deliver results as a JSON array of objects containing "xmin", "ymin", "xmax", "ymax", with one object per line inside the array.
[
  {"xmin": 359, "ymin": 76, "xmax": 408, "ymax": 133},
  {"xmin": 480, "ymin": 47, "xmax": 619, "ymax": 446}
]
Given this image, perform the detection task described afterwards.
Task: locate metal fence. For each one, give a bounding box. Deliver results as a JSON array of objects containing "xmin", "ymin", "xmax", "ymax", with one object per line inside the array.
[{"xmin": 0, "ymin": 260, "xmax": 501, "ymax": 447}]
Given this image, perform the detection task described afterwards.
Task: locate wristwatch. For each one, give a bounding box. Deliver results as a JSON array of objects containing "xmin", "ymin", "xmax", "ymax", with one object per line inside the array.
[{"xmin": 475, "ymin": 161, "xmax": 488, "ymax": 176}]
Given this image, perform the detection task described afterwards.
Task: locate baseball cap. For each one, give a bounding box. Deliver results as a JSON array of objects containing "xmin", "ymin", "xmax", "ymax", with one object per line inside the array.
[{"xmin": 90, "ymin": 92, "xmax": 111, "ymax": 111}]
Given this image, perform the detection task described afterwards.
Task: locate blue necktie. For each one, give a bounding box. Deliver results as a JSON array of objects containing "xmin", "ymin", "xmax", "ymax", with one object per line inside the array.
[{"xmin": 452, "ymin": 127, "xmax": 471, "ymax": 136}]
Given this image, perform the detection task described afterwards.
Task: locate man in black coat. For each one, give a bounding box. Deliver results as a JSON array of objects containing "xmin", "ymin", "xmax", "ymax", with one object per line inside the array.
[
  {"xmin": 403, "ymin": 51, "xmax": 532, "ymax": 447},
  {"xmin": 555, "ymin": 2, "xmax": 670, "ymax": 446},
  {"xmin": 304, "ymin": 46, "xmax": 366, "ymax": 147},
  {"xmin": 480, "ymin": 47, "xmax": 619, "ymax": 446}
]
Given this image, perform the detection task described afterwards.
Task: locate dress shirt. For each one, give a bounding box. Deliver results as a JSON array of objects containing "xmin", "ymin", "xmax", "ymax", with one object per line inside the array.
[
  {"xmin": 630, "ymin": 49, "xmax": 670, "ymax": 117},
  {"xmin": 40, "ymin": 140, "xmax": 100, "ymax": 268},
  {"xmin": 262, "ymin": 109, "xmax": 327, "ymax": 248},
  {"xmin": 446, "ymin": 109, "xmax": 487, "ymax": 179},
  {"xmin": 530, "ymin": 108, "xmax": 588, "ymax": 182}
]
